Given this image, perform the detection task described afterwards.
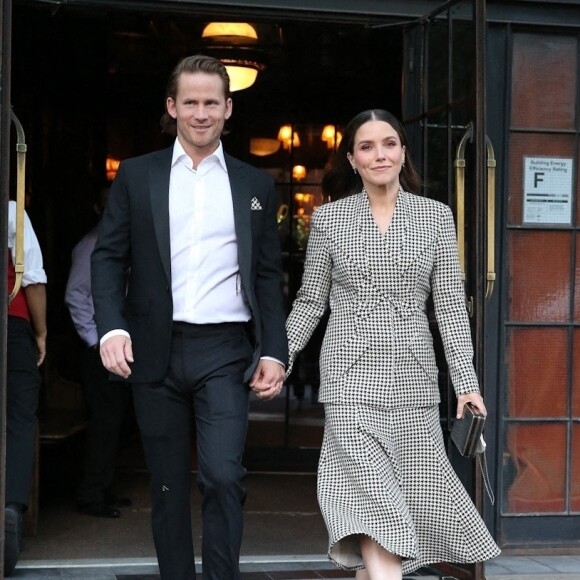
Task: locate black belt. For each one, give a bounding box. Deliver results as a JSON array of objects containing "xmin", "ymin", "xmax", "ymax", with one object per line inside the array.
[{"xmin": 172, "ymin": 321, "xmax": 247, "ymax": 335}]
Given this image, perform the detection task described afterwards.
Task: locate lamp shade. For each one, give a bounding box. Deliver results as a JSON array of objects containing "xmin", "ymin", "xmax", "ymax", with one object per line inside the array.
[
  {"xmin": 277, "ymin": 125, "xmax": 300, "ymax": 149},
  {"xmin": 292, "ymin": 165, "xmax": 307, "ymax": 181},
  {"xmin": 321, "ymin": 124, "xmax": 342, "ymax": 149},
  {"xmin": 106, "ymin": 157, "xmax": 120, "ymax": 181},
  {"xmin": 250, "ymin": 138, "xmax": 281, "ymax": 156},
  {"xmin": 224, "ymin": 64, "xmax": 259, "ymax": 92},
  {"xmin": 202, "ymin": 22, "xmax": 258, "ymax": 41}
]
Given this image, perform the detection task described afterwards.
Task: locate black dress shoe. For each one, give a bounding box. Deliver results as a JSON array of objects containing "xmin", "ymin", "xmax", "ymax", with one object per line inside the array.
[
  {"xmin": 104, "ymin": 492, "xmax": 132, "ymax": 509},
  {"xmin": 77, "ymin": 501, "xmax": 120, "ymax": 518},
  {"xmin": 4, "ymin": 505, "xmax": 23, "ymax": 576}
]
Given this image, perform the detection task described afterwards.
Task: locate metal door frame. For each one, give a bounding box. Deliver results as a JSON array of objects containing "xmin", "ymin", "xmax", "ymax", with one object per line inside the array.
[
  {"xmin": 400, "ymin": 1, "xmax": 490, "ymax": 577},
  {"xmin": 1, "ymin": 0, "xmax": 13, "ymax": 575}
]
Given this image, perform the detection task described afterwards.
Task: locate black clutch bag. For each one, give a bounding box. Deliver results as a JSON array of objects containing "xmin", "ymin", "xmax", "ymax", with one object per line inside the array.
[{"xmin": 451, "ymin": 403, "xmax": 486, "ymax": 458}]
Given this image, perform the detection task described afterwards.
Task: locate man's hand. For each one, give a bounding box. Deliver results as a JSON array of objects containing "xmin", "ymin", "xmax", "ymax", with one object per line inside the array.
[
  {"xmin": 100, "ymin": 335, "xmax": 134, "ymax": 379},
  {"xmin": 35, "ymin": 331, "xmax": 47, "ymax": 366},
  {"xmin": 249, "ymin": 359, "xmax": 285, "ymax": 400},
  {"xmin": 456, "ymin": 392, "xmax": 487, "ymax": 419}
]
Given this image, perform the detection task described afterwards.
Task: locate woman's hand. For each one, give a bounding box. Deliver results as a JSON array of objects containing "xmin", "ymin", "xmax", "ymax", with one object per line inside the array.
[
  {"xmin": 456, "ymin": 392, "xmax": 487, "ymax": 419},
  {"xmin": 249, "ymin": 359, "xmax": 285, "ymax": 400}
]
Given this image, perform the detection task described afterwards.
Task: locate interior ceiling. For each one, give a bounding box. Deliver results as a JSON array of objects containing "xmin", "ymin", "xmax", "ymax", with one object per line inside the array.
[
  {"xmin": 104, "ymin": 12, "xmax": 402, "ymax": 116},
  {"xmin": 12, "ymin": 4, "xmax": 403, "ymax": 159}
]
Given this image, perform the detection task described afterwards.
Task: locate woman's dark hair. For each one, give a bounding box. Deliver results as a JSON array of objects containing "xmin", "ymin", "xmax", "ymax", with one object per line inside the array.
[
  {"xmin": 321, "ymin": 109, "xmax": 422, "ymax": 200},
  {"xmin": 160, "ymin": 54, "xmax": 231, "ymax": 136}
]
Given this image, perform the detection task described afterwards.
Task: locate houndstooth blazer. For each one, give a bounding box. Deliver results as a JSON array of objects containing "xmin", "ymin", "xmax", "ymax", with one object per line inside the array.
[{"xmin": 285, "ymin": 189, "xmax": 480, "ymax": 408}]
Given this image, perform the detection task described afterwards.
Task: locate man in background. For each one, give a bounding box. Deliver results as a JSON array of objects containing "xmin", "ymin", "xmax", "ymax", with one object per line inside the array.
[
  {"xmin": 65, "ymin": 185, "xmax": 131, "ymax": 518},
  {"xmin": 5, "ymin": 199, "xmax": 47, "ymax": 576}
]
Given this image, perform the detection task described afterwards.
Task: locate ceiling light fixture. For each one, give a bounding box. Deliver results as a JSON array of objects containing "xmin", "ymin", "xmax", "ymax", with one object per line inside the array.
[{"xmin": 201, "ymin": 22, "xmax": 265, "ymax": 92}]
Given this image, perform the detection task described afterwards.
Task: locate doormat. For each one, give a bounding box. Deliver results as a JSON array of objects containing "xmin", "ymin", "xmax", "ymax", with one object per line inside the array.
[{"xmin": 116, "ymin": 573, "xmax": 428, "ymax": 579}]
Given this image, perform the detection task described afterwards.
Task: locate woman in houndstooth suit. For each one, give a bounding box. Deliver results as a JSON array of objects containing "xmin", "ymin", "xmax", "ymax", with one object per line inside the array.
[{"xmin": 285, "ymin": 109, "xmax": 500, "ymax": 579}]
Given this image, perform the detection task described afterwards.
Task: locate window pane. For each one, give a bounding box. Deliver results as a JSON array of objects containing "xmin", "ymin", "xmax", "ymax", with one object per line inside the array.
[
  {"xmin": 425, "ymin": 113, "xmax": 450, "ymax": 204},
  {"xmin": 507, "ymin": 327, "xmax": 568, "ymax": 418},
  {"xmin": 427, "ymin": 20, "xmax": 450, "ymax": 111},
  {"xmin": 573, "ymin": 329, "xmax": 580, "ymax": 418},
  {"xmin": 451, "ymin": 22, "xmax": 475, "ymax": 108},
  {"xmin": 575, "ymin": 238, "xmax": 580, "ymax": 322},
  {"xmin": 576, "ymin": 164, "xmax": 580, "ymax": 227},
  {"xmin": 511, "ymin": 34, "xmax": 577, "ymax": 130},
  {"xmin": 573, "ymin": 423, "xmax": 580, "ymax": 512},
  {"xmin": 508, "ymin": 231, "xmax": 571, "ymax": 322},
  {"xmin": 504, "ymin": 423, "xmax": 567, "ymax": 513}
]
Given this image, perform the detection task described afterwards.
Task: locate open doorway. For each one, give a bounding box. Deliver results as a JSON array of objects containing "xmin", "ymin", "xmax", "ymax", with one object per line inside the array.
[{"xmin": 10, "ymin": 1, "xmax": 405, "ymax": 564}]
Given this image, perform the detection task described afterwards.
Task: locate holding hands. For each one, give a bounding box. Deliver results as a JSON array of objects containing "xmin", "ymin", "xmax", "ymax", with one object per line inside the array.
[{"xmin": 249, "ymin": 359, "xmax": 285, "ymax": 400}]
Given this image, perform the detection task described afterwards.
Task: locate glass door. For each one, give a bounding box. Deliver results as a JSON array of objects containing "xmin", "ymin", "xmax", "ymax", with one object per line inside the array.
[
  {"xmin": 499, "ymin": 29, "xmax": 580, "ymax": 548},
  {"xmin": 401, "ymin": 1, "xmax": 492, "ymax": 578}
]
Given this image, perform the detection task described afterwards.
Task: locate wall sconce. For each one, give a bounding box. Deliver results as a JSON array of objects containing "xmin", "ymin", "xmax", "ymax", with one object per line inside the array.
[
  {"xmin": 277, "ymin": 124, "xmax": 300, "ymax": 150},
  {"xmin": 250, "ymin": 138, "xmax": 281, "ymax": 156},
  {"xmin": 321, "ymin": 124, "xmax": 343, "ymax": 150},
  {"xmin": 106, "ymin": 157, "xmax": 121, "ymax": 181},
  {"xmin": 292, "ymin": 165, "xmax": 307, "ymax": 181},
  {"xmin": 201, "ymin": 22, "xmax": 265, "ymax": 92}
]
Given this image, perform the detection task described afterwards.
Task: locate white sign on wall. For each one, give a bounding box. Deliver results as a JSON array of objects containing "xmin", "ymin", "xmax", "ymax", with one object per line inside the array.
[{"xmin": 523, "ymin": 157, "xmax": 574, "ymax": 225}]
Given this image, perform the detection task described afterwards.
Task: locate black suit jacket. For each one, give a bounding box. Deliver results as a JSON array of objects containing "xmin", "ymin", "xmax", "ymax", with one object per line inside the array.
[{"xmin": 91, "ymin": 145, "xmax": 288, "ymax": 383}]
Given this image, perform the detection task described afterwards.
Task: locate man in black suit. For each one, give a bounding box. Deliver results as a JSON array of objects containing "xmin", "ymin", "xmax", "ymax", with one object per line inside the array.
[{"xmin": 91, "ymin": 55, "xmax": 288, "ymax": 580}]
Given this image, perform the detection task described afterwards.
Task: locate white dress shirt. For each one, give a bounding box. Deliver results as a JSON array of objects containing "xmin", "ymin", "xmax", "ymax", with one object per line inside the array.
[
  {"xmin": 169, "ymin": 139, "xmax": 250, "ymax": 323},
  {"xmin": 8, "ymin": 200, "xmax": 47, "ymax": 286}
]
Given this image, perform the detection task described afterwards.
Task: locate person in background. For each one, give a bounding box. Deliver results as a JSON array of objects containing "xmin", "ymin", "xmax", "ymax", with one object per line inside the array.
[
  {"xmin": 65, "ymin": 185, "xmax": 131, "ymax": 518},
  {"xmin": 5, "ymin": 199, "xmax": 47, "ymax": 577},
  {"xmin": 285, "ymin": 109, "xmax": 500, "ymax": 579},
  {"xmin": 91, "ymin": 55, "xmax": 288, "ymax": 579}
]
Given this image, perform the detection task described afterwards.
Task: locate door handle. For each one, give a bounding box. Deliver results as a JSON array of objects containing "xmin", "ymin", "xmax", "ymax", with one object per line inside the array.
[
  {"xmin": 485, "ymin": 137, "xmax": 496, "ymax": 299},
  {"xmin": 453, "ymin": 123, "xmax": 497, "ymax": 313},
  {"xmin": 454, "ymin": 123, "xmax": 474, "ymax": 316},
  {"xmin": 8, "ymin": 110, "xmax": 27, "ymax": 304}
]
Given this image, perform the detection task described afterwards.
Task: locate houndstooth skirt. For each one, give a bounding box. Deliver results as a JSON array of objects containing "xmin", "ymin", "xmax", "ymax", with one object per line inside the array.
[{"xmin": 317, "ymin": 404, "xmax": 501, "ymax": 574}]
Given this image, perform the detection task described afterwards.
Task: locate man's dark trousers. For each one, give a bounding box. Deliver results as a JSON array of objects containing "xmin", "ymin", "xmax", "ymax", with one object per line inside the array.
[
  {"xmin": 6, "ymin": 315, "xmax": 40, "ymax": 507},
  {"xmin": 132, "ymin": 322, "xmax": 253, "ymax": 580}
]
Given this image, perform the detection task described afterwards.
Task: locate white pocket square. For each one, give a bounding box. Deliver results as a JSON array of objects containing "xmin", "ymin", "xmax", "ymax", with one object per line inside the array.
[{"xmin": 251, "ymin": 197, "xmax": 263, "ymax": 210}]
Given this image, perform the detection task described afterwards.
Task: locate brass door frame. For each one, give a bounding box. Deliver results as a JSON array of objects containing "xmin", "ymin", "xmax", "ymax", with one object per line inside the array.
[{"xmin": 8, "ymin": 111, "xmax": 27, "ymax": 303}]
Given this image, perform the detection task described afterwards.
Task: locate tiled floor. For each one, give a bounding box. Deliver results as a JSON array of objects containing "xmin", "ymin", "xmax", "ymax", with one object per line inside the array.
[
  {"xmin": 9, "ymin": 466, "xmax": 580, "ymax": 578},
  {"xmin": 8, "ymin": 403, "xmax": 579, "ymax": 580}
]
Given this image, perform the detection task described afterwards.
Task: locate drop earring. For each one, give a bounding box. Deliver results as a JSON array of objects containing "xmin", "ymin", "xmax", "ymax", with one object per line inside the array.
[{"xmin": 352, "ymin": 166, "xmax": 357, "ymax": 175}]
